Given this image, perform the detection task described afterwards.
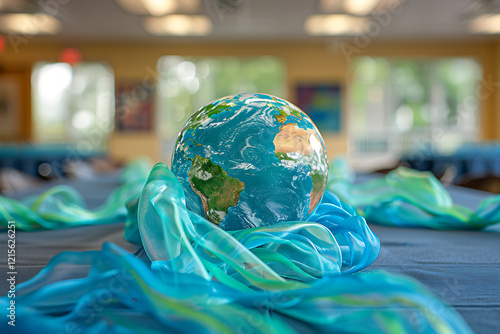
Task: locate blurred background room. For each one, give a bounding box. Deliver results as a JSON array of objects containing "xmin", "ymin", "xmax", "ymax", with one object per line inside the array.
[{"xmin": 1, "ymin": 0, "xmax": 500, "ymax": 193}]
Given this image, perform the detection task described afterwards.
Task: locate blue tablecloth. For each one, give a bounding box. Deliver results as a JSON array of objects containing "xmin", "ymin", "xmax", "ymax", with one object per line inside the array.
[
  {"xmin": 0, "ymin": 144, "xmax": 106, "ymax": 178},
  {"xmin": 1, "ymin": 174, "xmax": 499, "ymax": 333},
  {"xmin": 402, "ymin": 142, "xmax": 500, "ymax": 183}
]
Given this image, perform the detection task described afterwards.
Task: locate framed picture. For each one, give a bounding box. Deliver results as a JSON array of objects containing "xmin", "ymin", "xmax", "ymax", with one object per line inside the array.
[
  {"xmin": 0, "ymin": 74, "xmax": 22, "ymax": 140},
  {"xmin": 296, "ymin": 84, "xmax": 342, "ymax": 133},
  {"xmin": 115, "ymin": 81, "xmax": 154, "ymax": 131}
]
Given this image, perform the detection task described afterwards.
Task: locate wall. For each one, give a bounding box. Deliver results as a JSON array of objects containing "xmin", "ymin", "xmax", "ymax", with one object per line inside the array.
[
  {"xmin": 0, "ymin": 70, "xmax": 31, "ymax": 142},
  {"xmin": 496, "ymin": 42, "xmax": 500, "ymax": 139},
  {"xmin": 1, "ymin": 39, "xmax": 500, "ymax": 163},
  {"xmin": 81, "ymin": 41, "xmax": 353, "ymax": 164}
]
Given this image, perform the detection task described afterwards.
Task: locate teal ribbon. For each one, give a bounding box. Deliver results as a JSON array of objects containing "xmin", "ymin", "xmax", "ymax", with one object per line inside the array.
[
  {"xmin": 327, "ymin": 157, "xmax": 500, "ymax": 229},
  {"xmin": 0, "ymin": 157, "xmax": 151, "ymax": 230},
  {"xmin": 0, "ymin": 160, "xmax": 473, "ymax": 333}
]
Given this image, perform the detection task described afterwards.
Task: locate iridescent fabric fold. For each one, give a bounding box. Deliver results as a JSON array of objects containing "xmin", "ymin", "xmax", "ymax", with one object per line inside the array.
[
  {"xmin": 2, "ymin": 242, "xmax": 471, "ymax": 334},
  {"xmin": 127, "ymin": 162, "xmax": 380, "ymax": 291},
  {"xmin": 0, "ymin": 161, "xmax": 473, "ymax": 333},
  {"xmin": 326, "ymin": 158, "xmax": 500, "ymax": 229},
  {"xmin": 0, "ymin": 158, "xmax": 151, "ymax": 231}
]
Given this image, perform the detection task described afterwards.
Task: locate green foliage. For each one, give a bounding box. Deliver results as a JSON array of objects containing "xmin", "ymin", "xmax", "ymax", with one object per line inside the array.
[{"xmin": 188, "ymin": 156, "xmax": 245, "ymax": 225}]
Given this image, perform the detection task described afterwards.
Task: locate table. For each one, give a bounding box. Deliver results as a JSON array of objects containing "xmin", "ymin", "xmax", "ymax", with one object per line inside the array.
[{"xmin": 1, "ymin": 174, "xmax": 499, "ymax": 333}]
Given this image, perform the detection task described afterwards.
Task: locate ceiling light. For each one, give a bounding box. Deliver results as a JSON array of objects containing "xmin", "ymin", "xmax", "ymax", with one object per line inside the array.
[
  {"xmin": 304, "ymin": 14, "xmax": 368, "ymax": 35},
  {"xmin": 116, "ymin": 0, "xmax": 199, "ymax": 15},
  {"xmin": 469, "ymin": 13, "xmax": 500, "ymax": 34},
  {"xmin": 0, "ymin": 13, "xmax": 60, "ymax": 35},
  {"xmin": 343, "ymin": 0, "xmax": 380, "ymax": 16},
  {"xmin": 144, "ymin": 15, "xmax": 212, "ymax": 36},
  {"xmin": 142, "ymin": 0, "xmax": 177, "ymax": 16},
  {"xmin": 319, "ymin": 0, "xmax": 381, "ymax": 15}
]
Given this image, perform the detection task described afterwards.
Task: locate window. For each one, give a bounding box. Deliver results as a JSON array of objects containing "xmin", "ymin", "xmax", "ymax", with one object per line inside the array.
[
  {"xmin": 349, "ymin": 57, "xmax": 482, "ymax": 169},
  {"xmin": 31, "ymin": 62, "xmax": 115, "ymax": 148},
  {"xmin": 156, "ymin": 56, "xmax": 286, "ymax": 161}
]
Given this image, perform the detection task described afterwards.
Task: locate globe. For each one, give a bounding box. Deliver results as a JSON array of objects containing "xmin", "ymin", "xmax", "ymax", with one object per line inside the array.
[{"xmin": 171, "ymin": 93, "xmax": 329, "ymax": 231}]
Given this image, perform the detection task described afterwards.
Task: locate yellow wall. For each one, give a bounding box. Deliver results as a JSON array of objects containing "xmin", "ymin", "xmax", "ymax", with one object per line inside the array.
[
  {"xmin": 1, "ymin": 39, "xmax": 500, "ymax": 163},
  {"xmin": 496, "ymin": 42, "xmax": 500, "ymax": 139}
]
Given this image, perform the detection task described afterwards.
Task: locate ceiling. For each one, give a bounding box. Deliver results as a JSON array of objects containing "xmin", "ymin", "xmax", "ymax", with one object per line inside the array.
[{"xmin": 3, "ymin": 0, "xmax": 500, "ymax": 42}]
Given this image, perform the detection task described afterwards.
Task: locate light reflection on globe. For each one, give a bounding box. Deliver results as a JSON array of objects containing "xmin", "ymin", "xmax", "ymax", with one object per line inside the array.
[{"xmin": 171, "ymin": 93, "xmax": 328, "ymax": 231}]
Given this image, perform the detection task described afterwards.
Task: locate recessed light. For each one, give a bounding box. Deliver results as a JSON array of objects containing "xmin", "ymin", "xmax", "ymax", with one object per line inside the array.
[
  {"xmin": 343, "ymin": 0, "xmax": 380, "ymax": 16},
  {"xmin": 469, "ymin": 14, "xmax": 500, "ymax": 34},
  {"xmin": 116, "ymin": 0, "xmax": 200, "ymax": 16},
  {"xmin": 141, "ymin": 0, "xmax": 177, "ymax": 16},
  {"xmin": 319, "ymin": 0, "xmax": 381, "ymax": 15},
  {"xmin": 144, "ymin": 15, "xmax": 212, "ymax": 36},
  {"xmin": 304, "ymin": 14, "xmax": 368, "ymax": 35},
  {"xmin": 0, "ymin": 14, "xmax": 60, "ymax": 35}
]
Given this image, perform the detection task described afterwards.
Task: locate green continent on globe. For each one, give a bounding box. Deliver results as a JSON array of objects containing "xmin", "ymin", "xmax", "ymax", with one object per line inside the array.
[
  {"xmin": 272, "ymin": 103, "xmax": 304, "ymax": 123},
  {"xmin": 273, "ymin": 123, "xmax": 328, "ymax": 213},
  {"xmin": 188, "ymin": 155, "xmax": 245, "ymax": 225},
  {"xmin": 186, "ymin": 101, "xmax": 234, "ymax": 132}
]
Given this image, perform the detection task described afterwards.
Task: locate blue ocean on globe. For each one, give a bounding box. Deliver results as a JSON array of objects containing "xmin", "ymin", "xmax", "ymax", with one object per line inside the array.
[{"xmin": 171, "ymin": 93, "xmax": 329, "ymax": 230}]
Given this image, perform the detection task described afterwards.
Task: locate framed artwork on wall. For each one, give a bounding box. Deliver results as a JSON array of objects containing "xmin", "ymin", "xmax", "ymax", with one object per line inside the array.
[
  {"xmin": 0, "ymin": 74, "xmax": 22, "ymax": 140},
  {"xmin": 115, "ymin": 81, "xmax": 154, "ymax": 131},
  {"xmin": 296, "ymin": 83, "xmax": 342, "ymax": 133}
]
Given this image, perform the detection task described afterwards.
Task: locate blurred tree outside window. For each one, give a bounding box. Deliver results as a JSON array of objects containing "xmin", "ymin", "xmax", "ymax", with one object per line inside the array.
[
  {"xmin": 156, "ymin": 56, "xmax": 286, "ymax": 162},
  {"xmin": 32, "ymin": 62, "xmax": 115, "ymax": 148},
  {"xmin": 349, "ymin": 57, "xmax": 481, "ymax": 169}
]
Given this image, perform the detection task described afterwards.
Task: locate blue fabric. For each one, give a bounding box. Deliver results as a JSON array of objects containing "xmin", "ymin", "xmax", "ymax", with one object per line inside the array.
[
  {"xmin": 327, "ymin": 159, "xmax": 500, "ymax": 230},
  {"xmin": 0, "ymin": 165, "xmax": 486, "ymax": 333},
  {"xmin": 3, "ymin": 219, "xmax": 496, "ymax": 333}
]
